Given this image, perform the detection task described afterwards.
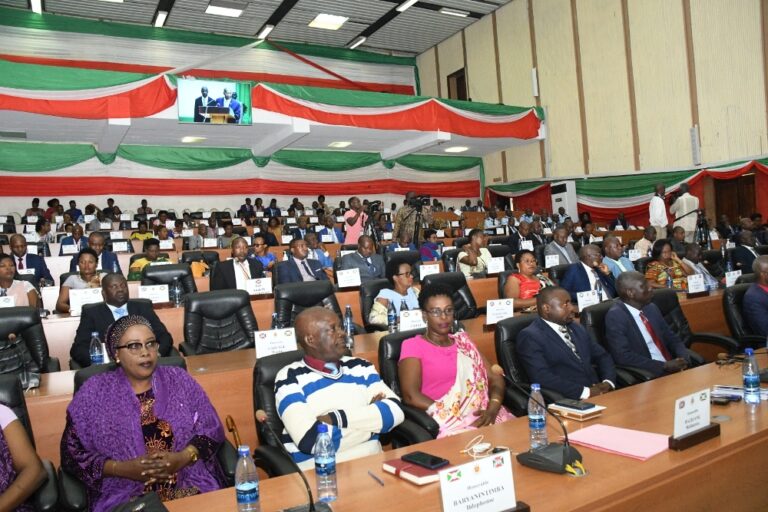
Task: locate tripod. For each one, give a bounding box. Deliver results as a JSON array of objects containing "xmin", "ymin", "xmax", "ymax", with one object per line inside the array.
[{"xmin": 676, "ymin": 208, "xmax": 711, "ymax": 250}]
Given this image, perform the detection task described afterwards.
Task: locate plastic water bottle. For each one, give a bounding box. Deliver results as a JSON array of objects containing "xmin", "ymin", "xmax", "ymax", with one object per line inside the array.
[
  {"xmin": 344, "ymin": 305, "xmax": 354, "ymax": 337},
  {"xmin": 387, "ymin": 302, "xmax": 397, "ymax": 333},
  {"xmin": 89, "ymin": 332, "xmax": 104, "ymax": 365},
  {"xmin": 171, "ymin": 277, "xmax": 182, "ymax": 308},
  {"xmin": 235, "ymin": 445, "xmax": 260, "ymax": 512},
  {"xmin": 313, "ymin": 424, "xmax": 338, "ymax": 503},
  {"xmin": 594, "ymin": 279, "xmax": 603, "ymax": 301},
  {"xmin": 270, "ymin": 312, "xmax": 280, "ymax": 330},
  {"xmin": 725, "ymin": 257, "xmax": 733, "ymax": 273},
  {"xmin": 743, "ymin": 348, "xmax": 761, "ymax": 406},
  {"xmin": 528, "ymin": 383, "xmax": 548, "ymax": 450},
  {"xmin": 666, "ymin": 273, "xmax": 673, "ymax": 289}
]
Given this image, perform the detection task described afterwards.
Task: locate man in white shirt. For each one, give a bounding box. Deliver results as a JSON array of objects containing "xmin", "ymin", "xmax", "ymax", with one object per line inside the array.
[
  {"xmin": 682, "ymin": 244, "xmax": 721, "ymax": 289},
  {"xmin": 648, "ymin": 183, "xmax": 668, "ymax": 239},
  {"xmin": 669, "ymin": 184, "xmax": 700, "ymax": 242}
]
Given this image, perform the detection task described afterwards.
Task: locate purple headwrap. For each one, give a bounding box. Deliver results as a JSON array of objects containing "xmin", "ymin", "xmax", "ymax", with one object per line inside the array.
[{"xmin": 105, "ymin": 314, "xmax": 152, "ymax": 361}]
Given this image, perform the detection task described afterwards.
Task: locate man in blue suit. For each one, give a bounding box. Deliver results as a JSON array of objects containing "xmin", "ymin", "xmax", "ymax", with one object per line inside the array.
[
  {"xmin": 516, "ymin": 287, "xmax": 617, "ymax": 399},
  {"xmin": 605, "ymin": 272, "xmax": 690, "ymax": 378},
  {"xmin": 290, "ymin": 217, "xmax": 310, "ymax": 240},
  {"xmin": 559, "ymin": 244, "xmax": 616, "ymax": 302},
  {"xmin": 732, "ymin": 230, "xmax": 759, "ymax": 274},
  {"xmin": 340, "ymin": 235, "xmax": 385, "ymax": 283},
  {"xmin": 277, "ymin": 239, "xmax": 328, "ymax": 284},
  {"xmin": 316, "ymin": 216, "xmax": 344, "ymax": 244},
  {"xmin": 59, "ymin": 224, "xmax": 88, "ymax": 255},
  {"xmin": 68, "ymin": 232, "xmax": 121, "ymax": 274},
  {"xmin": 9, "ymin": 234, "xmax": 53, "ymax": 284},
  {"xmin": 601, "ymin": 236, "xmax": 634, "ymax": 279},
  {"xmin": 216, "ymin": 88, "xmax": 241, "ymax": 123},
  {"xmin": 744, "ymin": 256, "xmax": 768, "ymax": 336}
]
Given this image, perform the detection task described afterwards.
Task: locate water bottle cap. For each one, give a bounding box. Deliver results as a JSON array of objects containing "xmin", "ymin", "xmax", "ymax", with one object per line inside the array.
[
  {"xmin": 317, "ymin": 423, "xmax": 328, "ymax": 433},
  {"xmin": 745, "ymin": 348, "xmax": 754, "ymax": 356},
  {"xmin": 91, "ymin": 331, "xmax": 99, "ymax": 336},
  {"xmin": 531, "ymin": 383, "xmax": 540, "ymax": 391},
  {"xmin": 237, "ymin": 445, "xmax": 251, "ymax": 456}
]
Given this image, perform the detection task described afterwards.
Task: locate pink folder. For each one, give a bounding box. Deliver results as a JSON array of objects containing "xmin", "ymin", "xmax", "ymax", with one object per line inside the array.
[{"xmin": 566, "ymin": 424, "xmax": 668, "ymax": 461}]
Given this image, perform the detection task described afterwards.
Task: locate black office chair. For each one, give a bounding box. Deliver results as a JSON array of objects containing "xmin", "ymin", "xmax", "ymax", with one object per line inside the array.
[
  {"xmin": 736, "ymin": 273, "xmax": 756, "ymax": 284},
  {"xmin": 128, "ymin": 252, "xmax": 173, "ymax": 265},
  {"xmin": 252, "ymin": 349, "xmax": 431, "ymax": 477},
  {"xmin": 359, "ymin": 278, "xmax": 390, "ymax": 332},
  {"xmin": 547, "ymin": 263, "xmax": 572, "ymax": 285},
  {"xmin": 382, "ymin": 249, "xmax": 420, "ymax": 268},
  {"xmin": 421, "ymin": 272, "xmax": 477, "ymax": 320},
  {"xmin": 534, "ymin": 244, "xmax": 546, "ymax": 268},
  {"xmin": 0, "ymin": 374, "xmax": 58, "ymax": 511},
  {"xmin": 141, "ymin": 263, "xmax": 197, "ymax": 299},
  {"xmin": 723, "ymin": 283, "xmax": 765, "ymax": 350},
  {"xmin": 181, "ymin": 290, "xmax": 257, "ymax": 356},
  {"xmin": 340, "ymin": 244, "xmax": 358, "ymax": 252},
  {"xmin": 0, "ymin": 307, "xmax": 60, "ymax": 380},
  {"xmin": 487, "ymin": 244, "xmax": 514, "ymax": 270},
  {"xmin": 441, "ymin": 248, "xmax": 460, "ymax": 273},
  {"xmin": 634, "ymin": 257, "xmax": 652, "ymax": 276},
  {"xmin": 273, "ymin": 281, "xmax": 342, "ymax": 327},
  {"xmin": 180, "ymin": 250, "xmax": 220, "ymax": 267},
  {"xmin": 453, "ymin": 237, "xmax": 469, "ymax": 247},
  {"xmin": 497, "ymin": 269, "xmax": 518, "ymax": 299}
]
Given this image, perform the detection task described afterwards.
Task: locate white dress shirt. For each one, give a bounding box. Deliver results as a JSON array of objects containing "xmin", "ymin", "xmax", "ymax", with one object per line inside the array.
[
  {"xmin": 623, "ymin": 304, "xmax": 666, "ymax": 362},
  {"xmin": 649, "ymin": 195, "xmax": 667, "ymax": 227},
  {"xmin": 233, "ymin": 259, "xmax": 252, "ymax": 291}
]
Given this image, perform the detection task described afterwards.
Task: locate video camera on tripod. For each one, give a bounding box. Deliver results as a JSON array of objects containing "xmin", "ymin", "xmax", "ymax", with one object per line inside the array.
[{"xmin": 408, "ymin": 195, "xmax": 430, "ymax": 210}]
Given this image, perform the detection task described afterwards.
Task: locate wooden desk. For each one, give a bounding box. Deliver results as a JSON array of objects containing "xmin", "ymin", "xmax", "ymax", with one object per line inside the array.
[{"xmin": 167, "ymin": 356, "xmax": 768, "ymax": 511}]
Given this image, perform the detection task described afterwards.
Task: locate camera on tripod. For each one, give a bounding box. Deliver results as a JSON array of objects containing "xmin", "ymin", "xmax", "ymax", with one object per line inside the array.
[{"xmin": 409, "ymin": 195, "xmax": 430, "ymax": 210}]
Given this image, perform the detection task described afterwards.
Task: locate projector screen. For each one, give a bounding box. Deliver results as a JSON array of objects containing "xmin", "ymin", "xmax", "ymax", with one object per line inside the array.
[{"xmin": 177, "ymin": 78, "xmax": 252, "ymax": 125}]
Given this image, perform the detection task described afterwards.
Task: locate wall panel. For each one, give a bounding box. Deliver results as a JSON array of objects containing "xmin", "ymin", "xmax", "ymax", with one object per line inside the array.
[
  {"xmin": 416, "ymin": 47, "xmax": 439, "ymax": 97},
  {"xmin": 465, "ymin": 16, "xmax": 499, "ymax": 103},
  {"xmin": 436, "ymin": 32, "xmax": 465, "ymax": 99}
]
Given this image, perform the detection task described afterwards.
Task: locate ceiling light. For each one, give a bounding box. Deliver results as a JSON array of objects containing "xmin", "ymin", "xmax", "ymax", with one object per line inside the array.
[
  {"xmin": 182, "ymin": 136, "xmax": 207, "ymax": 144},
  {"xmin": 444, "ymin": 146, "xmax": 469, "ymax": 153},
  {"xmin": 153, "ymin": 10, "xmax": 168, "ymax": 27},
  {"xmin": 98, "ymin": 0, "xmax": 125, "ymax": 3},
  {"xmin": 30, "ymin": 0, "xmax": 42, "ymax": 14},
  {"xmin": 349, "ymin": 36, "xmax": 366, "ymax": 50},
  {"xmin": 257, "ymin": 24, "xmax": 274, "ymax": 39},
  {"xmin": 328, "ymin": 141, "xmax": 352, "ymax": 148},
  {"xmin": 205, "ymin": 0, "xmax": 245, "ymax": 17},
  {"xmin": 308, "ymin": 13, "xmax": 348, "ymax": 30},
  {"xmin": 396, "ymin": 0, "xmax": 418, "ymax": 12},
  {"xmin": 440, "ymin": 7, "xmax": 469, "ymax": 17}
]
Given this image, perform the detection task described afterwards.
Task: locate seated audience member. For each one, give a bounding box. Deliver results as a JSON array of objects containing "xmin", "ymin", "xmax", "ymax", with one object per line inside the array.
[
  {"xmin": 543, "ymin": 227, "xmax": 579, "ymax": 266},
  {"xmin": 136, "ymin": 198, "xmax": 153, "ymax": 215},
  {"xmin": 25, "ymin": 197, "xmax": 45, "ymax": 218},
  {"xmin": 253, "ymin": 198, "xmax": 264, "ymax": 213},
  {"xmin": 508, "ymin": 221, "xmax": 537, "ymax": 252},
  {"xmin": 733, "ymin": 230, "xmax": 760, "ymax": 274},
  {"xmin": 460, "ymin": 199, "xmax": 473, "ymax": 212},
  {"xmin": 633, "ymin": 226, "xmax": 657, "ymax": 257},
  {"xmin": 601, "ymin": 235, "xmax": 634, "ymax": 278},
  {"xmin": 502, "ymin": 250, "xmax": 554, "ymax": 311},
  {"xmin": 574, "ymin": 221, "xmax": 596, "ymax": 247},
  {"xmin": 559, "ymin": 244, "xmax": 617, "ymax": 302},
  {"xmin": 35, "ymin": 218, "xmax": 55, "ymax": 244},
  {"xmin": 8, "ymin": 234, "xmax": 53, "ymax": 284},
  {"xmin": 555, "ymin": 207, "xmax": 571, "ymax": 224},
  {"xmin": 516, "ymin": 287, "xmax": 617, "ymax": 399},
  {"xmin": 211, "ymin": 237, "xmax": 264, "ymax": 291},
  {"xmin": 57, "ymin": 248, "xmax": 107, "ymax": 313},
  {"xmin": 304, "ymin": 233, "xmax": 333, "ymax": 271},
  {"xmin": 71, "ymin": 273, "xmax": 173, "ymax": 367},
  {"xmin": 66, "ymin": 200, "xmax": 83, "ymax": 223},
  {"xmin": 670, "ymin": 226, "xmax": 687, "ymax": 257},
  {"xmin": 62, "ymin": 315, "xmax": 225, "ymax": 510},
  {"xmin": 716, "ymin": 214, "xmax": 737, "ymax": 240},
  {"xmin": 172, "ymin": 220, "xmax": 186, "ymax": 238},
  {"xmin": 731, "ymin": 217, "xmax": 754, "ymax": 243},
  {"xmin": 317, "ymin": 216, "xmax": 344, "ymax": 244},
  {"xmin": 253, "ymin": 221, "xmax": 279, "ymax": 247},
  {"xmin": 578, "ymin": 211, "xmax": 593, "ymax": 229},
  {"xmin": 85, "ymin": 205, "xmax": 106, "ymax": 233},
  {"xmin": 267, "ymin": 216, "xmax": 283, "ymax": 241},
  {"xmin": 605, "ymin": 272, "xmax": 691, "ymax": 378},
  {"xmin": 744, "ymin": 256, "xmax": 768, "ymax": 336},
  {"xmin": 385, "ymin": 233, "xmax": 417, "ymax": 253},
  {"xmin": 458, "ymin": 229, "xmax": 492, "ymax": 278},
  {"xmin": 216, "ymin": 221, "xmax": 238, "ymax": 249},
  {"xmin": 530, "ymin": 220, "xmax": 547, "ymax": 247},
  {"xmin": 127, "ymin": 239, "xmax": 169, "ymax": 281},
  {"xmin": 644, "ymin": 239, "xmax": 692, "ymax": 290},
  {"xmin": 519, "ymin": 208, "xmax": 535, "ymax": 224},
  {"xmin": 368, "ymin": 260, "xmax": 421, "ymax": 325},
  {"xmin": 102, "ymin": 198, "xmax": 121, "ymax": 220},
  {"xmin": 0, "ymin": 400, "xmax": 46, "ymax": 510},
  {"xmin": 277, "ymin": 239, "xmax": 327, "ymax": 284},
  {"xmin": 250, "ymin": 235, "xmax": 276, "ymax": 274},
  {"xmin": 157, "ymin": 226, "xmax": 173, "ymax": 242},
  {"xmin": 290, "ymin": 217, "xmax": 310, "ymax": 240},
  {"xmin": 419, "ymin": 229, "xmax": 441, "ymax": 262},
  {"xmin": 202, "ymin": 217, "xmax": 218, "ymax": 240},
  {"xmin": 69, "ymin": 232, "xmax": 121, "ymax": 274},
  {"xmin": 239, "ymin": 198, "xmax": 254, "ymax": 217},
  {"xmin": 59, "ymin": 224, "xmax": 87, "ymax": 255},
  {"xmin": 538, "ymin": 208, "xmax": 554, "ymax": 227},
  {"xmin": 682, "ymin": 243, "xmax": 721, "ymax": 289},
  {"xmin": 399, "ymin": 284, "xmax": 513, "ymax": 438},
  {"xmin": 750, "ymin": 212, "xmax": 767, "ymax": 245},
  {"xmin": 609, "ymin": 212, "xmax": 629, "ymax": 231},
  {"xmin": 43, "ymin": 198, "xmax": 59, "ymax": 221},
  {"xmin": 0, "ymin": 254, "xmax": 38, "ymax": 307},
  {"xmin": 340, "ymin": 236, "xmax": 385, "ymax": 283},
  {"xmin": 129, "ymin": 221, "xmax": 153, "ymax": 241},
  {"xmin": 264, "ymin": 199, "xmax": 280, "ymax": 218},
  {"xmin": 484, "ymin": 207, "xmax": 501, "ymax": 230},
  {"xmin": 374, "ymin": 215, "xmax": 391, "ymax": 242},
  {"xmin": 274, "ymin": 307, "xmax": 404, "ymax": 468}
]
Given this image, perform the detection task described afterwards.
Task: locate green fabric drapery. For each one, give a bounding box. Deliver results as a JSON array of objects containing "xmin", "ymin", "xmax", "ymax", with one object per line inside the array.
[
  {"xmin": 488, "ymin": 181, "xmax": 548, "ymax": 194},
  {"xmin": 0, "ymin": 59, "xmax": 154, "ymax": 91},
  {"xmin": 0, "ymin": 141, "xmax": 98, "ymax": 172},
  {"xmin": 394, "ymin": 154, "xmax": 482, "ymax": 172},
  {"xmin": 573, "ymin": 170, "xmax": 699, "ymax": 198},
  {"xmin": 117, "ymin": 146, "xmax": 253, "ymax": 171}
]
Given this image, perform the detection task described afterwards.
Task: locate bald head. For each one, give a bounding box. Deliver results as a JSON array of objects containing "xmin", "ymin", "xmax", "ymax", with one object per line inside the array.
[
  {"xmin": 616, "ymin": 271, "xmax": 645, "ymax": 298},
  {"xmin": 295, "ymin": 307, "xmax": 332, "ymax": 348},
  {"xmin": 294, "ymin": 306, "xmax": 346, "ymax": 362},
  {"xmin": 753, "ymin": 255, "xmax": 768, "ymax": 285}
]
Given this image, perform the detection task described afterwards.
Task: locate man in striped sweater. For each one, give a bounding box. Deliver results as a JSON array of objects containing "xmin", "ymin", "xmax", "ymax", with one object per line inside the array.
[{"xmin": 275, "ymin": 307, "xmax": 404, "ymax": 468}]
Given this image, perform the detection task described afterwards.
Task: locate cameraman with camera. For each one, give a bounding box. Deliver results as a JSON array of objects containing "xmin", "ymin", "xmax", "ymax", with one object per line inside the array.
[
  {"xmin": 393, "ymin": 191, "xmax": 433, "ymax": 245},
  {"xmin": 669, "ymin": 183, "xmax": 700, "ymax": 243},
  {"xmin": 343, "ymin": 196, "xmax": 368, "ymax": 245}
]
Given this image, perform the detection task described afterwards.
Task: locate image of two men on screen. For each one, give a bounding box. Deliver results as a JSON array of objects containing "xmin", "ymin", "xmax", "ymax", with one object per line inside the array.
[{"xmin": 194, "ymin": 86, "xmax": 242, "ymax": 123}]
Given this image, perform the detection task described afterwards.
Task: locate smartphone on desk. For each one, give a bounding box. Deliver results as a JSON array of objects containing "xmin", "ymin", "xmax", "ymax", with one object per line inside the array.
[
  {"xmin": 554, "ymin": 399, "xmax": 597, "ymax": 411},
  {"xmin": 401, "ymin": 451, "xmax": 450, "ymax": 470}
]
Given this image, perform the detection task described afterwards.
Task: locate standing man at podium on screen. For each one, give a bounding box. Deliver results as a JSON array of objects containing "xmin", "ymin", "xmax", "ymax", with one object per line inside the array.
[
  {"xmin": 216, "ymin": 88, "xmax": 241, "ymax": 123},
  {"xmin": 193, "ymin": 85, "xmax": 216, "ymax": 123}
]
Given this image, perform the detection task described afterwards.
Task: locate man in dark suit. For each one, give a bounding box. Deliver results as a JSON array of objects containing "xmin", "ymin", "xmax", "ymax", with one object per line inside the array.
[
  {"xmin": 733, "ymin": 230, "xmax": 759, "ymax": 274},
  {"xmin": 216, "ymin": 88, "xmax": 241, "ymax": 123},
  {"xmin": 744, "ymin": 256, "xmax": 768, "ymax": 336},
  {"xmin": 9, "ymin": 234, "xmax": 53, "ymax": 284},
  {"xmin": 69, "ymin": 232, "xmax": 121, "ymax": 274},
  {"xmin": 605, "ymin": 272, "xmax": 690, "ymax": 378},
  {"xmin": 340, "ymin": 235, "xmax": 385, "ymax": 283},
  {"xmin": 276, "ymin": 239, "xmax": 328, "ymax": 284},
  {"xmin": 290, "ymin": 217, "xmax": 310, "ymax": 240},
  {"xmin": 543, "ymin": 227, "xmax": 579, "ymax": 266},
  {"xmin": 516, "ymin": 287, "xmax": 617, "ymax": 399},
  {"xmin": 59, "ymin": 224, "xmax": 87, "ymax": 256},
  {"xmin": 317, "ymin": 216, "xmax": 345, "ymax": 244},
  {"xmin": 71, "ymin": 273, "xmax": 173, "ymax": 367},
  {"xmin": 211, "ymin": 237, "xmax": 264, "ymax": 291},
  {"xmin": 716, "ymin": 214, "xmax": 736, "ymax": 240},
  {"xmin": 559, "ymin": 244, "xmax": 616, "ymax": 302},
  {"xmin": 193, "ymin": 86, "xmax": 216, "ymax": 122}
]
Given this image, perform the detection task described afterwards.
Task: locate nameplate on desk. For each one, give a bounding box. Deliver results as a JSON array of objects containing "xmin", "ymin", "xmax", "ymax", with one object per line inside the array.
[
  {"xmin": 486, "ymin": 299, "xmax": 514, "ymax": 325},
  {"xmin": 593, "ymin": 236, "xmax": 604, "ymax": 242},
  {"xmin": 543, "ymin": 227, "xmax": 552, "ymax": 234},
  {"xmin": 451, "ymin": 221, "xmax": 460, "ymax": 227},
  {"xmin": 281, "ymin": 235, "xmax": 294, "ymax": 245},
  {"xmin": 24, "ymin": 224, "xmax": 35, "ymax": 233},
  {"xmin": 545, "ymin": 254, "xmax": 560, "ymax": 269},
  {"xmin": 54, "ymin": 215, "xmax": 64, "ymax": 224},
  {"xmin": 120, "ymin": 213, "xmax": 131, "ymax": 221},
  {"xmin": 18, "ymin": 269, "xmax": 35, "ymax": 276},
  {"xmin": 84, "ymin": 215, "xmax": 95, "ymax": 223},
  {"xmin": 138, "ymin": 284, "xmax": 169, "ymax": 304},
  {"xmin": 26, "ymin": 215, "xmax": 38, "ymax": 223},
  {"xmin": 725, "ymin": 241, "xmax": 736, "ymax": 249},
  {"xmin": 24, "ymin": 233, "xmax": 39, "ymax": 243},
  {"xmin": 436, "ymin": 230, "xmax": 445, "ymax": 238},
  {"xmin": 112, "ymin": 241, "xmax": 129, "ymax": 252},
  {"xmin": 309, "ymin": 216, "xmax": 319, "ymax": 224},
  {"xmin": 203, "ymin": 238, "xmax": 218, "ymax": 248},
  {"xmin": 725, "ymin": 270, "xmax": 741, "ymax": 287},
  {"xmin": 279, "ymin": 210, "xmax": 288, "ymax": 217},
  {"xmin": 394, "ymin": 247, "xmax": 409, "ymax": 252},
  {"xmin": 382, "ymin": 232, "xmax": 393, "ymax": 241},
  {"xmin": 149, "ymin": 261, "xmax": 171, "ymax": 266},
  {"xmin": 0, "ymin": 297, "xmax": 16, "ymax": 308},
  {"xmin": 217, "ymin": 228, "xmax": 225, "ymax": 236},
  {"xmin": 286, "ymin": 218, "xmax": 297, "ymax": 225},
  {"xmin": 496, "ymin": 227, "xmax": 505, "ymax": 235},
  {"xmin": 419, "ymin": 264, "xmax": 440, "ymax": 279},
  {"xmin": 255, "ymin": 328, "xmax": 297, "ymax": 359},
  {"xmin": 673, "ymin": 388, "xmax": 710, "ymax": 438},
  {"xmin": 439, "ymin": 449, "xmax": 516, "ymax": 512},
  {"xmin": 399, "ymin": 310, "xmax": 426, "ymax": 330},
  {"xmin": 69, "ymin": 288, "xmax": 102, "ymax": 316},
  {"xmin": 321, "ymin": 235, "xmax": 333, "ymax": 243},
  {"xmin": 577, "ymin": 290, "xmax": 600, "ymax": 311},
  {"xmin": 336, "ymin": 216, "xmax": 345, "ymax": 223},
  {"xmin": 181, "ymin": 229, "xmax": 194, "ymax": 237},
  {"xmin": 614, "ymin": 225, "xmax": 624, "ymax": 231},
  {"xmin": 336, "ymin": 268, "xmax": 361, "ymax": 288},
  {"xmin": 245, "ymin": 277, "xmax": 272, "ymax": 295},
  {"xmin": 131, "ymin": 221, "xmax": 138, "ymax": 228},
  {"xmin": 709, "ymin": 231, "xmax": 719, "ymax": 241},
  {"xmin": 158, "ymin": 240, "xmax": 174, "ymax": 250},
  {"xmin": 231, "ymin": 218, "xmax": 242, "ymax": 226},
  {"xmin": 687, "ymin": 274, "xmax": 706, "ymax": 294},
  {"xmin": 520, "ymin": 240, "xmax": 534, "ymax": 251},
  {"xmin": 486, "ymin": 257, "xmax": 505, "ymax": 274},
  {"xmin": 255, "ymin": 212, "xmax": 264, "ymax": 218},
  {"xmin": 628, "ymin": 249, "xmax": 641, "ymax": 261},
  {"xmin": 202, "ymin": 211, "xmax": 212, "ymax": 219},
  {"xmin": 100, "ymin": 222, "xmax": 112, "ymax": 230},
  {"xmin": 110, "ymin": 231, "xmax": 123, "ymax": 240},
  {"xmin": 61, "ymin": 244, "xmax": 78, "ymax": 255}
]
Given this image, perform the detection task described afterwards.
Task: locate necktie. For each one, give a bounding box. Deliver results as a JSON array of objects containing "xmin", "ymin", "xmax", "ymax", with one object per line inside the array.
[
  {"xmin": 593, "ymin": 270, "xmax": 611, "ymax": 299},
  {"xmin": 366, "ymin": 258, "xmax": 375, "ymax": 274},
  {"xmin": 558, "ymin": 326, "xmax": 581, "ymax": 361},
  {"xmin": 114, "ymin": 307, "xmax": 127, "ymax": 319},
  {"xmin": 639, "ymin": 312, "xmax": 672, "ymax": 360},
  {"xmin": 0, "ymin": 289, "xmax": 6, "ymax": 297},
  {"xmin": 301, "ymin": 260, "xmax": 316, "ymax": 280},
  {"xmin": 17, "ymin": 257, "xmax": 23, "ymax": 270}
]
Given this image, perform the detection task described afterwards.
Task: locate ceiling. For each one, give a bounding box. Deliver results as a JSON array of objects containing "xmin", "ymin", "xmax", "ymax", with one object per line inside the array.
[{"xmin": 1, "ymin": 0, "xmax": 511, "ymax": 55}]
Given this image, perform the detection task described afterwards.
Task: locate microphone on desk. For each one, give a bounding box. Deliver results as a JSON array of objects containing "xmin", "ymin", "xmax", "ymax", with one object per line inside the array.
[
  {"xmin": 490, "ymin": 365, "xmax": 583, "ymax": 475},
  {"xmin": 254, "ymin": 410, "xmax": 332, "ymax": 512}
]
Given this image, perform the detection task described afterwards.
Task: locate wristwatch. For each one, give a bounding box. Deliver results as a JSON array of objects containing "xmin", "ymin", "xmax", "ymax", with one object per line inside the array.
[{"xmin": 186, "ymin": 446, "xmax": 199, "ymax": 463}]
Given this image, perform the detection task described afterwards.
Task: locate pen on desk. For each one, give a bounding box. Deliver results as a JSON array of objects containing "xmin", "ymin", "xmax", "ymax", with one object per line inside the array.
[{"xmin": 367, "ymin": 470, "xmax": 385, "ymax": 486}]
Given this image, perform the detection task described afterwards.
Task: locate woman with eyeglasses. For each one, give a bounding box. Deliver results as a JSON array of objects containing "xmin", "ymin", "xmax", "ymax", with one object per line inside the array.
[
  {"xmin": 61, "ymin": 315, "xmax": 225, "ymax": 511},
  {"xmin": 398, "ymin": 284, "xmax": 513, "ymax": 438},
  {"xmin": 503, "ymin": 249, "xmax": 554, "ymax": 311},
  {"xmin": 368, "ymin": 260, "xmax": 420, "ymax": 326},
  {"xmin": 250, "ymin": 234, "xmax": 276, "ymax": 274}
]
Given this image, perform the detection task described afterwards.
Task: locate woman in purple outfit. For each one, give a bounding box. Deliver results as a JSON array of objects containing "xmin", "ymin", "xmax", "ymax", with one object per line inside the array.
[
  {"xmin": 0, "ymin": 403, "xmax": 45, "ymax": 511},
  {"xmin": 61, "ymin": 315, "xmax": 225, "ymax": 511}
]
